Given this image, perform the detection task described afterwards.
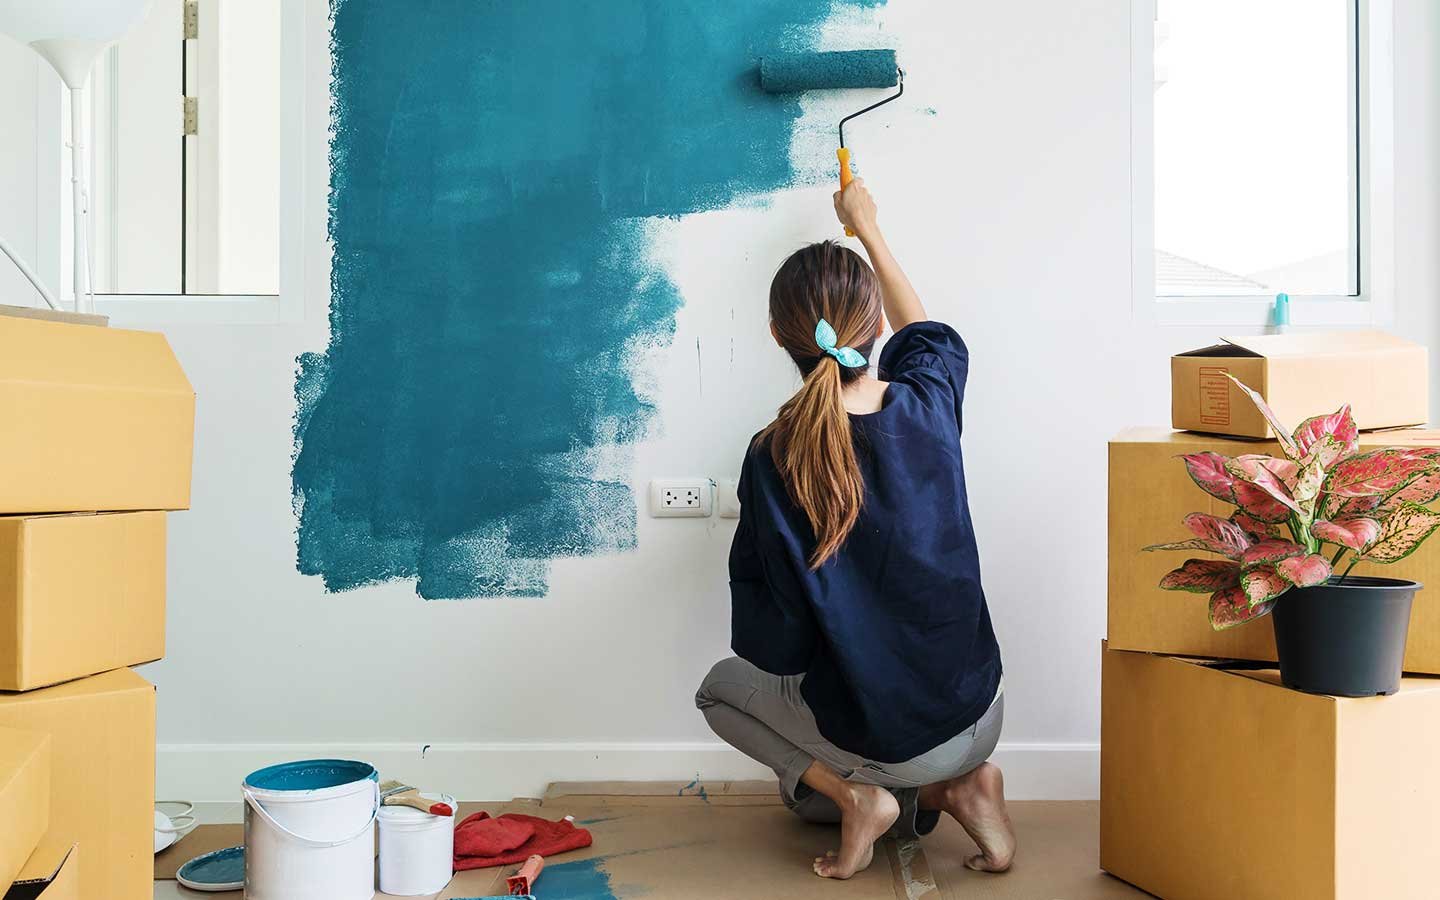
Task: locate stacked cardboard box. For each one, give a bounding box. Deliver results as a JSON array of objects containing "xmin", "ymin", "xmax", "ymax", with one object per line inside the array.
[
  {"xmin": 1101, "ymin": 333, "xmax": 1439, "ymax": 900},
  {"xmin": 0, "ymin": 310, "xmax": 193, "ymax": 899}
]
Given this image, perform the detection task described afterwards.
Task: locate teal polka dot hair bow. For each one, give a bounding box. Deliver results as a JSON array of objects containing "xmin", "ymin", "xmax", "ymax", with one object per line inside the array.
[{"xmin": 815, "ymin": 318, "xmax": 868, "ymax": 368}]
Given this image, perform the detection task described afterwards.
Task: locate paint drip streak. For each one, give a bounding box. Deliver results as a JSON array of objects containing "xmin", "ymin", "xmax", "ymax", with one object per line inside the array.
[{"xmin": 294, "ymin": 0, "xmax": 883, "ymax": 598}]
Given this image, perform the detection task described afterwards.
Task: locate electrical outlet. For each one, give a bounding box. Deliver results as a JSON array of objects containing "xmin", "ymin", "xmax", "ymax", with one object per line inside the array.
[{"xmin": 649, "ymin": 478, "xmax": 714, "ymax": 518}]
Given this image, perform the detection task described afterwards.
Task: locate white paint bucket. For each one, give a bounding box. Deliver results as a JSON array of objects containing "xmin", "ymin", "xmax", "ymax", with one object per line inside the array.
[
  {"xmin": 242, "ymin": 759, "xmax": 379, "ymax": 900},
  {"xmin": 377, "ymin": 792, "xmax": 456, "ymax": 896}
]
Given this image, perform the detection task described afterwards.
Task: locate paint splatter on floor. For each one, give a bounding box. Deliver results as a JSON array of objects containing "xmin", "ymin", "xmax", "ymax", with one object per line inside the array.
[
  {"xmin": 531, "ymin": 856, "xmax": 618, "ymax": 900},
  {"xmin": 677, "ymin": 777, "xmax": 710, "ymax": 802},
  {"xmin": 294, "ymin": 0, "xmax": 883, "ymax": 598}
]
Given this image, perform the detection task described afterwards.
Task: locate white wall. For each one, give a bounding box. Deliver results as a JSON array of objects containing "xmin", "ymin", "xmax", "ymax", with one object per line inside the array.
[{"xmin": 1, "ymin": 0, "xmax": 1438, "ymax": 803}]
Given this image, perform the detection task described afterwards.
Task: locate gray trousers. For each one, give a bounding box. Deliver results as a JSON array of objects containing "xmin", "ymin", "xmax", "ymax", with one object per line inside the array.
[{"xmin": 695, "ymin": 656, "xmax": 1003, "ymax": 837}]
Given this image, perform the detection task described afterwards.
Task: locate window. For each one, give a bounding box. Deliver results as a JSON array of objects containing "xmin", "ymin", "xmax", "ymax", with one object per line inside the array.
[
  {"xmin": 88, "ymin": 0, "xmax": 281, "ymax": 296},
  {"xmin": 1155, "ymin": 0, "xmax": 1357, "ymax": 298},
  {"xmin": 1134, "ymin": 0, "xmax": 1392, "ymax": 325}
]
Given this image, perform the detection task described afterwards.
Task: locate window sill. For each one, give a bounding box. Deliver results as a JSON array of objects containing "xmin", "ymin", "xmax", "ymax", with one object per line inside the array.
[
  {"xmin": 92, "ymin": 294, "xmax": 295, "ymax": 327},
  {"xmin": 1150, "ymin": 296, "xmax": 1378, "ymax": 329}
]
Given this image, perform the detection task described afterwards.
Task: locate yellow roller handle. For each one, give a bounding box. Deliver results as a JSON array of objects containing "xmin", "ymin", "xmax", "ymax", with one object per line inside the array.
[{"xmin": 837, "ymin": 147, "xmax": 855, "ymax": 237}]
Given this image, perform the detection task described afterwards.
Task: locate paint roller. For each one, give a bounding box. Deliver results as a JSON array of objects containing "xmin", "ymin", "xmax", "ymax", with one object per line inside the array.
[{"xmin": 759, "ymin": 49, "xmax": 904, "ymax": 236}]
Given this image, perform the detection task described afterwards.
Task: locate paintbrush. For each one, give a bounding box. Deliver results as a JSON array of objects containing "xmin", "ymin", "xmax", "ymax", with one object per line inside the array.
[{"xmin": 379, "ymin": 779, "xmax": 454, "ymax": 816}]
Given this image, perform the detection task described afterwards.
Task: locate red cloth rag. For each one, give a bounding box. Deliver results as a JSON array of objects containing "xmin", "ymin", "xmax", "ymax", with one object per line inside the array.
[{"xmin": 452, "ymin": 811, "xmax": 593, "ymax": 870}]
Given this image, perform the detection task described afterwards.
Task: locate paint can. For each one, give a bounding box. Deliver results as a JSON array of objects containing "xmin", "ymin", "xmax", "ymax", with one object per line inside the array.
[
  {"xmin": 377, "ymin": 792, "xmax": 457, "ymax": 895},
  {"xmin": 242, "ymin": 759, "xmax": 379, "ymax": 900}
]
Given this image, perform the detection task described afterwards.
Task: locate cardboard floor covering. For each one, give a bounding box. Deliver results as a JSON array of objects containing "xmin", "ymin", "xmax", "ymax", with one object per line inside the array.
[{"xmin": 153, "ymin": 783, "xmax": 1147, "ymax": 899}]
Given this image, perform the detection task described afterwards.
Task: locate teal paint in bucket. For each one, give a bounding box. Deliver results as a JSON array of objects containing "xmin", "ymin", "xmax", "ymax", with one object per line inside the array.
[
  {"xmin": 246, "ymin": 758, "xmax": 378, "ymax": 792},
  {"xmin": 243, "ymin": 759, "xmax": 380, "ymax": 900}
]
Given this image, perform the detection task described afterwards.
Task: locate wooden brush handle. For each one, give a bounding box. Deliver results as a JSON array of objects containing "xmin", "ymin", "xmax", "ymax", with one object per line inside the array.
[{"xmin": 382, "ymin": 791, "xmax": 454, "ymax": 817}]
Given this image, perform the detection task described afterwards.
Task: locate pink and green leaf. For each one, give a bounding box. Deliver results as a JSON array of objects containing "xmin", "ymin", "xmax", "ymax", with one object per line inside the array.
[
  {"xmin": 1324, "ymin": 493, "xmax": 1382, "ymax": 520},
  {"xmin": 1180, "ymin": 452, "xmax": 1236, "ymax": 502},
  {"xmin": 1310, "ymin": 517, "xmax": 1381, "ymax": 552},
  {"xmin": 1325, "ymin": 449, "xmax": 1440, "ymax": 498},
  {"xmin": 1240, "ymin": 565, "xmax": 1290, "ymax": 607},
  {"xmin": 1183, "ymin": 512, "xmax": 1248, "ymax": 544},
  {"xmin": 1358, "ymin": 502, "xmax": 1440, "ymax": 563},
  {"xmin": 1159, "ymin": 559, "xmax": 1243, "ymax": 593},
  {"xmin": 1292, "ymin": 460, "xmax": 1326, "ymax": 506},
  {"xmin": 1144, "ymin": 538, "xmax": 1246, "ymax": 558},
  {"xmin": 1183, "ymin": 513, "xmax": 1252, "ymax": 556},
  {"xmin": 1239, "ymin": 539, "xmax": 1307, "ymax": 567},
  {"xmin": 1378, "ymin": 472, "xmax": 1440, "ymax": 512},
  {"xmin": 1232, "ymin": 454, "xmax": 1300, "ymax": 485},
  {"xmin": 1224, "ymin": 374, "xmax": 1301, "ymax": 459},
  {"xmin": 1231, "ymin": 511, "xmax": 1282, "ymax": 540},
  {"xmin": 1226, "ymin": 455, "xmax": 1303, "ymax": 515},
  {"xmin": 1233, "ymin": 481, "xmax": 1293, "ymax": 523},
  {"xmin": 1147, "ymin": 511, "xmax": 1266, "ymax": 557},
  {"xmin": 1209, "ymin": 586, "xmax": 1277, "ymax": 630},
  {"xmin": 1276, "ymin": 554, "xmax": 1331, "ymax": 588},
  {"xmin": 1292, "ymin": 405, "xmax": 1359, "ymax": 469}
]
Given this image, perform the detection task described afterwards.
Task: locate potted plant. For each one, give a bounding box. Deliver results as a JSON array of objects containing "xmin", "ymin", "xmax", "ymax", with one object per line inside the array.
[{"xmin": 1146, "ymin": 375, "xmax": 1440, "ymax": 696}]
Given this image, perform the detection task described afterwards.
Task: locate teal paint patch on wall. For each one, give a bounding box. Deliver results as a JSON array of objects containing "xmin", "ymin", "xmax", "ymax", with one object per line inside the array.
[{"xmin": 295, "ymin": 0, "xmax": 881, "ymax": 598}]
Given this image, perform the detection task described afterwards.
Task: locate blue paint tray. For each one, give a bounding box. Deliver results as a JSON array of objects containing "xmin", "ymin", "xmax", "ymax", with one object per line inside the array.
[{"xmin": 176, "ymin": 845, "xmax": 244, "ymax": 892}]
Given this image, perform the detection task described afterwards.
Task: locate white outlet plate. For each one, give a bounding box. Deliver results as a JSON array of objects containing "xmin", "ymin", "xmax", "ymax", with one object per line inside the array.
[{"xmin": 649, "ymin": 478, "xmax": 714, "ymax": 518}]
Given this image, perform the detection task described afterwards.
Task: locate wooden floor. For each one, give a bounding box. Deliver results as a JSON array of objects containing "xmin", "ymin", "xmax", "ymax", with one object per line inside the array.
[{"xmin": 154, "ymin": 782, "xmax": 1152, "ymax": 899}]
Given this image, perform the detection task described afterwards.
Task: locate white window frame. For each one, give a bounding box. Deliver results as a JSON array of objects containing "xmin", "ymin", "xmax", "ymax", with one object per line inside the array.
[
  {"xmin": 33, "ymin": 0, "xmax": 308, "ymax": 326},
  {"xmin": 1131, "ymin": 0, "xmax": 1394, "ymax": 329}
]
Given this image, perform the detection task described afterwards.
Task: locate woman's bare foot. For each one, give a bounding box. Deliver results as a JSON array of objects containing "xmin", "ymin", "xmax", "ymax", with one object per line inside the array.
[
  {"xmin": 919, "ymin": 762, "xmax": 1015, "ymax": 872},
  {"xmin": 812, "ymin": 782, "xmax": 899, "ymax": 879}
]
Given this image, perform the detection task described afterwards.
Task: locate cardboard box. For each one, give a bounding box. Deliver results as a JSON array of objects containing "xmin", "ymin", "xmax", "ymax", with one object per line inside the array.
[
  {"xmin": 1172, "ymin": 331, "xmax": 1427, "ymax": 438},
  {"xmin": 1101, "ymin": 645, "xmax": 1440, "ymax": 900},
  {"xmin": 1109, "ymin": 427, "xmax": 1440, "ymax": 671},
  {"xmin": 0, "ymin": 729, "xmax": 48, "ymax": 891},
  {"xmin": 0, "ymin": 670, "xmax": 153, "ymax": 899},
  {"xmin": 0, "ymin": 316, "xmax": 193, "ymax": 513},
  {"xmin": 0, "ymin": 512, "xmax": 166, "ymax": 691},
  {"xmin": 5, "ymin": 845, "xmax": 77, "ymax": 900}
]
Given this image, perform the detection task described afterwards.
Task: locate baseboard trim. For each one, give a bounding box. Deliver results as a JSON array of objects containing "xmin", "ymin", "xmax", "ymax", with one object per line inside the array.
[{"xmin": 158, "ymin": 740, "xmax": 1099, "ymax": 803}]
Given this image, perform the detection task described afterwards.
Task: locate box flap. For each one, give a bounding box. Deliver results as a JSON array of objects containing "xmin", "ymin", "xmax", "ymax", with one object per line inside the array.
[
  {"xmin": 1174, "ymin": 341, "xmax": 1262, "ymax": 359},
  {"xmin": 1219, "ymin": 330, "xmax": 1420, "ymax": 359},
  {"xmin": 0, "ymin": 317, "xmax": 190, "ymax": 396},
  {"xmin": 0, "ymin": 669, "xmax": 152, "ymax": 710},
  {"xmin": 0, "ymin": 729, "xmax": 50, "ymax": 893},
  {"xmin": 5, "ymin": 844, "xmax": 76, "ymax": 900}
]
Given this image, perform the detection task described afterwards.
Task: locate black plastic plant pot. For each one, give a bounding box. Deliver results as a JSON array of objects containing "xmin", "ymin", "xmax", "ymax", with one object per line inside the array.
[{"xmin": 1271, "ymin": 576, "xmax": 1421, "ymax": 697}]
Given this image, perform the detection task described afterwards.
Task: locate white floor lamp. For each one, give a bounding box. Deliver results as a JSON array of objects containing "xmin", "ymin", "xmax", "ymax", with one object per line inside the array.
[{"xmin": 0, "ymin": 0, "xmax": 153, "ymax": 314}]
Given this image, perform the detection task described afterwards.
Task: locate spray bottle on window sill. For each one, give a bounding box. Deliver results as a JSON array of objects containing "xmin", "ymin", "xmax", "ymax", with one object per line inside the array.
[{"xmin": 1271, "ymin": 292, "xmax": 1291, "ymax": 335}]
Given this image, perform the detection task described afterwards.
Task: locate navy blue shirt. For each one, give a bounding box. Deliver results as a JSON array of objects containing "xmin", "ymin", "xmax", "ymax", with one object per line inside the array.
[{"xmin": 729, "ymin": 321, "xmax": 1001, "ymax": 763}]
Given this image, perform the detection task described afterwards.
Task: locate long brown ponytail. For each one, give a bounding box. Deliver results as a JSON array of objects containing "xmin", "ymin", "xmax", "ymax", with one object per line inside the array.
[{"xmin": 758, "ymin": 241, "xmax": 883, "ymax": 568}]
